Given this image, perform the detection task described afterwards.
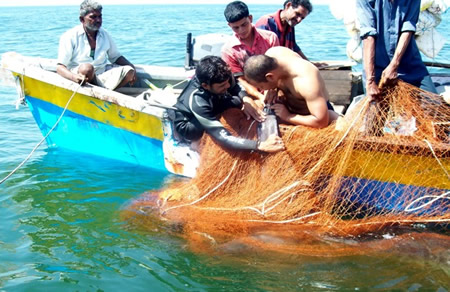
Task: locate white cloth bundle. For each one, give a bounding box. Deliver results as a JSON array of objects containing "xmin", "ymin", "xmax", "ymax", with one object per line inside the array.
[{"xmin": 329, "ymin": 0, "xmax": 448, "ymax": 62}]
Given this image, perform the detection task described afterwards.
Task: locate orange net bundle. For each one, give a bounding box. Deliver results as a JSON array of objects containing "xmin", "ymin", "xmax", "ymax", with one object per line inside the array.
[{"xmin": 123, "ymin": 81, "xmax": 449, "ymax": 255}]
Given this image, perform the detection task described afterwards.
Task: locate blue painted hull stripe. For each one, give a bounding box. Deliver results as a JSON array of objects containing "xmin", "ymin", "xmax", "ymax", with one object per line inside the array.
[
  {"xmin": 26, "ymin": 96, "xmax": 168, "ymax": 173},
  {"xmin": 339, "ymin": 176, "xmax": 449, "ymax": 215}
]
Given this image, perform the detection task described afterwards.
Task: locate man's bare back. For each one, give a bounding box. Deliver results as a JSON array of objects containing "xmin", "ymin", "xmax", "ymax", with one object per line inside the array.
[{"xmin": 247, "ymin": 46, "xmax": 338, "ymax": 128}]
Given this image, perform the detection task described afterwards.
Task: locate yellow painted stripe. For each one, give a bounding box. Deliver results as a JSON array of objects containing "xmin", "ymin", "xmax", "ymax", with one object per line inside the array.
[
  {"xmin": 22, "ymin": 74, "xmax": 448, "ymax": 188},
  {"xmin": 343, "ymin": 149, "xmax": 450, "ymax": 189},
  {"xmin": 24, "ymin": 76, "xmax": 164, "ymax": 141}
]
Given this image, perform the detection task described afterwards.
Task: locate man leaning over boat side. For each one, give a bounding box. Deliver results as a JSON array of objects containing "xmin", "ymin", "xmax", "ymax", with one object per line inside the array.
[
  {"xmin": 244, "ymin": 47, "xmax": 339, "ymax": 128},
  {"xmin": 255, "ymin": 0, "xmax": 319, "ymax": 66},
  {"xmin": 357, "ymin": 0, "xmax": 437, "ymax": 101},
  {"xmin": 221, "ymin": 1, "xmax": 280, "ymax": 120},
  {"xmin": 173, "ymin": 55, "xmax": 284, "ymax": 153},
  {"xmin": 56, "ymin": 0, "xmax": 136, "ymax": 90}
]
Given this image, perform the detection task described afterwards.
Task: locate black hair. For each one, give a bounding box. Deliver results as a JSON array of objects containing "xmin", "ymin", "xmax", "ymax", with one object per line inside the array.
[
  {"xmin": 243, "ymin": 55, "xmax": 278, "ymax": 83},
  {"xmin": 283, "ymin": 0, "xmax": 313, "ymax": 13},
  {"xmin": 196, "ymin": 56, "xmax": 231, "ymax": 86},
  {"xmin": 224, "ymin": 1, "xmax": 249, "ymax": 23}
]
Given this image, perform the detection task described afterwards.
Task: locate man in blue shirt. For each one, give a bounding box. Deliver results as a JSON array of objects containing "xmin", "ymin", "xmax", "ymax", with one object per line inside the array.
[{"xmin": 357, "ymin": 0, "xmax": 437, "ymax": 100}]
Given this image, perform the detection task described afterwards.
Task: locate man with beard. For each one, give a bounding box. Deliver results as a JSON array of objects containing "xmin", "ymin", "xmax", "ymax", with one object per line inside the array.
[
  {"xmin": 174, "ymin": 56, "xmax": 284, "ymax": 153},
  {"xmin": 255, "ymin": 0, "xmax": 312, "ymax": 61},
  {"xmin": 56, "ymin": 0, "xmax": 136, "ymax": 90}
]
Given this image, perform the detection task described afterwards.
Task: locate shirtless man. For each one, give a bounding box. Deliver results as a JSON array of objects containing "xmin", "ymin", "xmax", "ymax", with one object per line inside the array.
[{"xmin": 244, "ymin": 46, "xmax": 338, "ymax": 128}]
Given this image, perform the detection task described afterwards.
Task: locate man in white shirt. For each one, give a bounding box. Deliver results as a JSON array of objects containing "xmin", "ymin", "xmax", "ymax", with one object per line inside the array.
[{"xmin": 56, "ymin": 0, "xmax": 136, "ymax": 90}]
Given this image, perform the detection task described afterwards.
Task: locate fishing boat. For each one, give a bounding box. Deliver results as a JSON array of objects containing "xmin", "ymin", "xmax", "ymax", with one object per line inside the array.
[
  {"xmin": 0, "ymin": 33, "xmax": 368, "ymax": 177},
  {"xmin": 1, "ymin": 51, "xmax": 199, "ymax": 177},
  {"xmin": 1, "ymin": 33, "xmax": 449, "ymax": 198},
  {"xmin": 337, "ymin": 134, "xmax": 449, "ymax": 216}
]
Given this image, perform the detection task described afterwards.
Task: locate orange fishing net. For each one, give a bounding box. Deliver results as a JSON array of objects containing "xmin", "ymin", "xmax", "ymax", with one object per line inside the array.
[{"xmin": 123, "ymin": 81, "xmax": 449, "ymax": 255}]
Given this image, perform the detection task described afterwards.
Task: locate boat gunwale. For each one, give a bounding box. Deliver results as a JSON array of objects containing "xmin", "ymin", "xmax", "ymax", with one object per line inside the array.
[
  {"xmin": 353, "ymin": 135, "xmax": 450, "ymax": 158},
  {"xmin": 1, "ymin": 52, "xmax": 178, "ymax": 120}
]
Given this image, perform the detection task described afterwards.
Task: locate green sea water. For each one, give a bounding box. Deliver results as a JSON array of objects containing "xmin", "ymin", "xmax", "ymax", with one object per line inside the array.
[{"xmin": 0, "ymin": 4, "xmax": 449, "ymax": 291}]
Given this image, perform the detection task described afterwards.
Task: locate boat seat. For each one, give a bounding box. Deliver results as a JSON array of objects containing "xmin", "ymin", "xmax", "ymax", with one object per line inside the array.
[
  {"xmin": 133, "ymin": 87, "xmax": 179, "ymax": 109},
  {"xmin": 116, "ymin": 87, "xmax": 149, "ymax": 97}
]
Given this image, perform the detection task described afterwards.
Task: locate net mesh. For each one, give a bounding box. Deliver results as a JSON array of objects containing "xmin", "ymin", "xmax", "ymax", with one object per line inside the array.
[{"xmin": 123, "ymin": 81, "xmax": 450, "ymax": 255}]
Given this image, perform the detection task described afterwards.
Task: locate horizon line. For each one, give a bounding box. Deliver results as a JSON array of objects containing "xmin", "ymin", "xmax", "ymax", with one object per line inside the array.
[{"xmin": 0, "ymin": 0, "xmax": 332, "ymax": 7}]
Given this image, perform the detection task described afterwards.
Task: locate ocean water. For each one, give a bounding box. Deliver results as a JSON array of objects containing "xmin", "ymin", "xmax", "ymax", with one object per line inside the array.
[{"xmin": 0, "ymin": 4, "xmax": 449, "ymax": 291}]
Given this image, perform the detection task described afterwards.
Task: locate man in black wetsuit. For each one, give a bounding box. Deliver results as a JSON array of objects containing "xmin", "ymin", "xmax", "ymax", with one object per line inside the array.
[{"xmin": 174, "ymin": 56, "xmax": 284, "ymax": 153}]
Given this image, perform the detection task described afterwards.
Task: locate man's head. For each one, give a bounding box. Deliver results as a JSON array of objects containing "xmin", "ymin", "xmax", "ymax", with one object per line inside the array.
[
  {"xmin": 79, "ymin": 0, "xmax": 103, "ymax": 31},
  {"xmin": 224, "ymin": 1, "xmax": 253, "ymax": 40},
  {"xmin": 282, "ymin": 0, "xmax": 312, "ymax": 27},
  {"xmin": 196, "ymin": 56, "xmax": 232, "ymax": 95},
  {"xmin": 244, "ymin": 55, "xmax": 279, "ymax": 91}
]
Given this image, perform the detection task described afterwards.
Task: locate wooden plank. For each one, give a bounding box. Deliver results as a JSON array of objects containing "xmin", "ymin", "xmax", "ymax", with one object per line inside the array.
[
  {"xmin": 322, "ymin": 70, "xmax": 353, "ymax": 105},
  {"xmin": 318, "ymin": 60, "xmax": 357, "ymax": 69},
  {"xmin": 320, "ymin": 70, "xmax": 353, "ymax": 81}
]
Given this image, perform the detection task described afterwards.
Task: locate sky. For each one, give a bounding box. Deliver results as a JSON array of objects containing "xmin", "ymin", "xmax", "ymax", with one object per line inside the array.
[{"xmin": 0, "ymin": 0, "xmax": 332, "ymax": 6}]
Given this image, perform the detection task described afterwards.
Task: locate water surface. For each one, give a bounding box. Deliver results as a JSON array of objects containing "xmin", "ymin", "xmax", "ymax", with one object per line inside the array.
[{"xmin": 0, "ymin": 4, "xmax": 449, "ymax": 291}]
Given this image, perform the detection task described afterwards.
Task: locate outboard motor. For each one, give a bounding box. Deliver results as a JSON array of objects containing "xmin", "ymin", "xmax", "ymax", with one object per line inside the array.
[
  {"xmin": 184, "ymin": 33, "xmax": 231, "ymax": 69},
  {"xmin": 184, "ymin": 33, "xmax": 194, "ymax": 70}
]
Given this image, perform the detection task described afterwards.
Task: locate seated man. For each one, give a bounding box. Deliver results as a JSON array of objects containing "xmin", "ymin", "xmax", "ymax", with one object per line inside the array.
[
  {"xmin": 174, "ymin": 55, "xmax": 284, "ymax": 153},
  {"xmin": 56, "ymin": 0, "xmax": 136, "ymax": 90},
  {"xmin": 244, "ymin": 47, "xmax": 339, "ymax": 128},
  {"xmin": 255, "ymin": 0, "xmax": 312, "ymax": 61},
  {"xmin": 222, "ymin": 1, "xmax": 279, "ymax": 111}
]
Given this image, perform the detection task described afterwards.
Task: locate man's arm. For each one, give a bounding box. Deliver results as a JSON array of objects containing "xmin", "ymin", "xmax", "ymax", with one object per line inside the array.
[
  {"xmin": 381, "ymin": 1, "xmax": 419, "ymax": 86},
  {"xmin": 237, "ymin": 76, "xmax": 265, "ymax": 103},
  {"xmin": 296, "ymin": 44, "xmax": 328, "ymax": 68},
  {"xmin": 56, "ymin": 31, "xmax": 86, "ymax": 84},
  {"xmin": 221, "ymin": 48, "xmax": 266, "ymax": 103},
  {"xmin": 381, "ymin": 32, "xmax": 413, "ymax": 85},
  {"xmin": 362, "ymin": 36, "xmax": 381, "ymax": 100},
  {"xmin": 272, "ymin": 72, "xmax": 330, "ymax": 128},
  {"xmin": 56, "ymin": 64, "xmax": 86, "ymax": 84},
  {"xmin": 296, "ymin": 48, "xmax": 309, "ymax": 61},
  {"xmin": 190, "ymin": 93, "xmax": 282, "ymax": 152},
  {"xmin": 227, "ymin": 77, "xmax": 265, "ymax": 122},
  {"xmin": 114, "ymin": 55, "xmax": 134, "ymax": 68},
  {"xmin": 357, "ymin": 0, "xmax": 380, "ymax": 100}
]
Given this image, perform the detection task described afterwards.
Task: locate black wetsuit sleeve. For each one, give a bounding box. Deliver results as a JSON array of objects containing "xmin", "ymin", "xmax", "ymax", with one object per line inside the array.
[
  {"xmin": 220, "ymin": 94, "xmax": 243, "ymax": 110},
  {"xmin": 207, "ymin": 127, "xmax": 258, "ymax": 151},
  {"xmin": 228, "ymin": 76, "xmax": 248, "ymax": 100},
  {"xmin": 189, "ymin": 90, "xmax": 258, "ymax": 151}
]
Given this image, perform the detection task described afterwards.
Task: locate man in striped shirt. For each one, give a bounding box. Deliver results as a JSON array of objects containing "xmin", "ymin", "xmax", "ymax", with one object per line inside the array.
[{"xmin": 255, "ymin": 0, "xmax": 311, "ymax": 61}]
